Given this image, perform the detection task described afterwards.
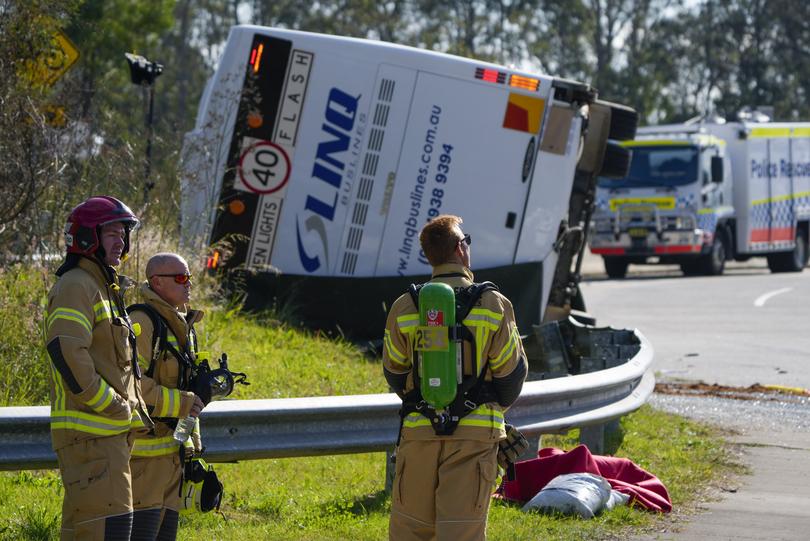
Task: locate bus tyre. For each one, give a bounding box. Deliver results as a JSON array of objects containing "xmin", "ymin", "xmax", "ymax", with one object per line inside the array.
[
  {"xmin": 603, "ymin": 257, "xmax": 629, "ymax": 279},
  {"xmin": 699, "ymin": 231, "xmax": 727, "ymax": 276},
  {"xmin": 767, "ymin": 228, "xmax": 808, "ymax": 273}
]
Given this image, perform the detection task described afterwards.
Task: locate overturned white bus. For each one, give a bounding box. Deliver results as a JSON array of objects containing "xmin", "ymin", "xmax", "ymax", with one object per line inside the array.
[{"xmin": 181, "ymin": 26, "xmax": 635, "ymax": 337}]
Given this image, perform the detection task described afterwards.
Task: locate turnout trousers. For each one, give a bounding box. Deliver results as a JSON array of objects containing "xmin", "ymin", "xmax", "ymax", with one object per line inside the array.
[
  {"xmin": 56, "ymin": 432, "xmax": 134, "ymax": 541},
  {"xmin": 131, "ymin": 453, "xmax": 183, "ymax": 540},
  {"xmin": 389, "ymin": 438, "xmax": 499, "ymax": 541}
]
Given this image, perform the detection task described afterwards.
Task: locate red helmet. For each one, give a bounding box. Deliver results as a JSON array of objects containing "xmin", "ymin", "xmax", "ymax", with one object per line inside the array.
[{"xmin": 64, "ymin": 196, "xmax": 140, "ymax": 256}]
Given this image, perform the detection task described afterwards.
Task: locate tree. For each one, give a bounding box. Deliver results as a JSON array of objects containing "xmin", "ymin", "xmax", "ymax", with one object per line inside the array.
[{"xmin": 0, "ymin": 0, "xmax": 82, "ymax": 259}]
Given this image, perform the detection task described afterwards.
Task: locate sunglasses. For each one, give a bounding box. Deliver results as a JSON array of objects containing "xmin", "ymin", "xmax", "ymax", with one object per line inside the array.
[
  {"xmin": 459, "ymin": 233, "xmax": 471, "ymax": 246},
  {"xmin": 151, "ymin": 273, "xmax": 193, "ymax": 284}
]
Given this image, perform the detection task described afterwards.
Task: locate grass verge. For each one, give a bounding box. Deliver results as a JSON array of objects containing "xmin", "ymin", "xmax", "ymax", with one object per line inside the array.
[
  {"xmin": 0, "ymin": 404, "xmax": 740, "ymax": 541},
  {"xmin": 0, "ymin": 266, "xmax": 741, "ymax": 540}
]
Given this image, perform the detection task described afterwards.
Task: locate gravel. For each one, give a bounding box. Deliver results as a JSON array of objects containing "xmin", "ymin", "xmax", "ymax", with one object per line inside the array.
[{"xmin": 649, "ymin": 392, "xmax": 810, "ymax": 433}]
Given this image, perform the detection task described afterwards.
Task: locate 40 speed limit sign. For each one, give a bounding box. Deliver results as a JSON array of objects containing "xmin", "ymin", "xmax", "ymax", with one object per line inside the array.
[{"xmin": 236, "ymin": 138, "xmax": 291, "ymax": 195}]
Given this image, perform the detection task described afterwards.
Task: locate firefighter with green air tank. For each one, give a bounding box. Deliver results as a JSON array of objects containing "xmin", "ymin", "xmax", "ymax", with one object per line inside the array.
[{"xmin": 383, "ymin": 214, "xmax": 528, "ymax": 541}]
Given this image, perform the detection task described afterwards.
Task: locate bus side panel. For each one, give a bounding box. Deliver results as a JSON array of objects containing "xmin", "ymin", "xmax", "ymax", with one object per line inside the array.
[
  {"xmin": 270, "ymin": 50, "xmax": 378, "ymax": 276},
  {"xmin": 378, "ymin": 74, "xmax": 545, "ymax": 276},
  {"xmin": 334, "ymin": 65, "xmax": 418, "ymax": 277}
]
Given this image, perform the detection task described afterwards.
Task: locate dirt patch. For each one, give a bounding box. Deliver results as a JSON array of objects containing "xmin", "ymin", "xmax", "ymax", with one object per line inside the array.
[{"xmin": 655, "ymin": 382, "xmax": 810, "ymax": 402}]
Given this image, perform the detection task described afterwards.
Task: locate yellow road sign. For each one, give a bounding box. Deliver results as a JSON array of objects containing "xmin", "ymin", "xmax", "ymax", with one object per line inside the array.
[{"xmin": 28, "ymin": 30, "xmax": 80, "ymax": 87}]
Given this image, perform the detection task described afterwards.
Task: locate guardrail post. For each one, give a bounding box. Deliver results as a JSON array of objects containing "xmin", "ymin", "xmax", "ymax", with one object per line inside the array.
[{"xmin": 579, "ymin": 419, "xmax": 620, "ymax": 454}]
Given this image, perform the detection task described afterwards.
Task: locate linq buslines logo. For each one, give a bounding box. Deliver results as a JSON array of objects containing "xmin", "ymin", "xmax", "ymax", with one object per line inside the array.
[{"xmin": 426, "ymin": 309, "xmax": 443, "ymax": 326}]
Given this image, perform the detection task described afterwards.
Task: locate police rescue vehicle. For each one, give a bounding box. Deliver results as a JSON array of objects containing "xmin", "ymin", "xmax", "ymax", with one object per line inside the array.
[{"xmin": 589, "ymin": 116, "xmax": 810, "ymax": 278}]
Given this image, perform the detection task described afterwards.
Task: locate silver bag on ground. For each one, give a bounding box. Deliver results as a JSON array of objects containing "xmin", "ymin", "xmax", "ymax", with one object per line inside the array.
[{"xmin": 521, "ymin": 472, "xmax": 629, "ymax": 518}]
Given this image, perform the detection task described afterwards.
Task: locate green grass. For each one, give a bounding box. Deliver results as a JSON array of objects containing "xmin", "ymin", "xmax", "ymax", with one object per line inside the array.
[
  {"xmin": 0, "ymin": 265, "xmax": 741, "ymax": 540},
  {"xmin": 1, "ymin": 406, "xmax": 738, "ymax": 541},
  {"xmin": 0, "ymin": 265, "xmax": 52, "ymax": 406}
]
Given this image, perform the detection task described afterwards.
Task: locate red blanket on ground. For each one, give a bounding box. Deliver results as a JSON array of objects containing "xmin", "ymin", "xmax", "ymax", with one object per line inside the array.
[{"xmin": 500, "ymin": 445, "xmax": 672, "ymax": 513}]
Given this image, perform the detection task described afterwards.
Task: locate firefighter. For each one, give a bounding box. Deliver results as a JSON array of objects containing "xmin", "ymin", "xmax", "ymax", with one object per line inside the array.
[
  {"xmin": 383, "ymin": 214, "xmax": 528, "ymax": 541},
  {"xmin": 44, "ymin": 196, "xmax": 153, "ymax": 540},
  {"xmin": 128, "ymin": 253, "xmax": 205, "ymax": 540}
]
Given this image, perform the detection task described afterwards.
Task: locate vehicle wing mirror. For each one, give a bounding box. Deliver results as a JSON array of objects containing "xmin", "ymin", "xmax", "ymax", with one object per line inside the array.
[{"xmin": 711, "ymin": 156, "xmax": 724, "ymax": 184}]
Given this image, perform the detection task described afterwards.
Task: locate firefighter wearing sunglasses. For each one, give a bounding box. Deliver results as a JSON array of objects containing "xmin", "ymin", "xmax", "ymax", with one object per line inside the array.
[
  {"xmin": 44, "ymin": 196, "xmax": 154, "ymax": 540},
  {"xmin": 383, "ymin": 214, "xmax": 527, "ymax": 541},
  {"xmin": 127, "ymin": 253, "xmax": 206, "ymax": 540}
]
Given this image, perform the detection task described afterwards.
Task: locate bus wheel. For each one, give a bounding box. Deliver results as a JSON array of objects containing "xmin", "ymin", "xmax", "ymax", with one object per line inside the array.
[
  {"xmin": 603, "ymin": 257, "xmax": 629, "ymax": 279},
  {"xmin": 768, "ymin": 228, "xmax": 808, "ymax": 273}
]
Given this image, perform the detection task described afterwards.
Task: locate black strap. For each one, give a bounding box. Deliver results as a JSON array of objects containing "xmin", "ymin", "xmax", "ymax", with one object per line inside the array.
[
  {"xmin": 128, "ymin": 303, "xmax": 197, "ymax": 390},
  {"xmin": 128, "ymin": 303, "xmax": 167, "ymax": 378},
  {"xmin": 401, "ymin": 281, "xmax": 500, "ymax": 435}
]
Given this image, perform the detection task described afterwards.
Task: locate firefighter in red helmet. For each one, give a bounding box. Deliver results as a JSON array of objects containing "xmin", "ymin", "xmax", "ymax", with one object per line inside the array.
[{"xmin": 44, "ymin": 196, "xmax": 153, "ymax": 540}]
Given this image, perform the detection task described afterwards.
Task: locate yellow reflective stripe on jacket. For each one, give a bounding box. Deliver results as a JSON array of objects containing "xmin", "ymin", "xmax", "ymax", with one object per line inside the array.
[
  {"xmin": 131, "ymin": 409, "xmax": 146, "ymax": 430},
  {"xmin": 48, "ymin": 362, "xmax": 66, "ymax": 410},
  {"xmin": 402, "ymin": 405, "xmax": 505, "ymax": 429},
  {"xmin": 462, "ymin": 310, "xmax": 501, "ymax": 373},
  {"xmin": 491, "ymin": 326, "xmax": 520, "ymax": 371},
  {"xmin": 85, "ymin": 379, "xmax": 115, "ymax": 413},
  {"xmin": 464, "ymin": 308, "xmax": 502, "ymax": 332},
  {"xmin": 167, "ymin": 334, "xmax": 179, "ymax": 347},
  {"xmin": 93, "ymin": 300, "xmax": 119, "ymax": 323},
  {"xmin": 396, "ymin": 314, "xmax": 419, "ymax": 334},
  {"xmin": 131, "ymin": 435, "xmax": 179, "ymax": 457},
  {"xmin": 50, "ymin": 409, "xmax": 130, "ymax": 436},
  {"xmin": 384, "ymin": 329, "xmax": 409, "ymax": 367},
  {"xmin": 154, "ymin": 386, "xmax": 182, "ymax": 418},
  {"xmin": 47, "ymin": 307, "xmax": 92, "ymax": 335}
]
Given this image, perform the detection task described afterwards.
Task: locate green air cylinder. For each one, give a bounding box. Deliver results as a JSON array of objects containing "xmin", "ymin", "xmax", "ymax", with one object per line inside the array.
[{"xmin": 417, "ymin": 282, "xmax": 458, "ymax": 409}]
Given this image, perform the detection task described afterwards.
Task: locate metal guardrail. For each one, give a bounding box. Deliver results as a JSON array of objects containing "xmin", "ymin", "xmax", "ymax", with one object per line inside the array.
[{"xmin": 0, "ymin": 329, "xmax": 653, "ymax": 471}]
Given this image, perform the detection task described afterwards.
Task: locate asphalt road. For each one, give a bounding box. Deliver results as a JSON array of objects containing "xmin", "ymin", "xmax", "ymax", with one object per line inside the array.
[
  {"xmin": 579, "ymin": 253, "xmax": 810, "ymax": 389},
  {"xmin": 578, "ymin": 252, "xmax": 810, "ymax": 540}
]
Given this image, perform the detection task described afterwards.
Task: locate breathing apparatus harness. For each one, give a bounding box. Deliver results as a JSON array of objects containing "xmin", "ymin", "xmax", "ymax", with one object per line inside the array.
[
  {"xmin": 398, "ymin": 276, "xmax": 500, "ymax": 436},
  {"xmin": 127, "ymin": 303, "xmax": 249, "ymax": 412},
  {"xmin": 128, "ymin": 303, "xmax": 249, "ymax": 514}
]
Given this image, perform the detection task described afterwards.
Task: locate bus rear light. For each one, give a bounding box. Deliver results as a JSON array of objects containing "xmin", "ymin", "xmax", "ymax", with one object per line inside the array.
[
  {"xmin": 207, "ymin": 250, "xmax": 221, "ymax": 270},
  {"xmin": 249, "ymin": 43, "xmax": 265, "ymax": 72},
  {"xmin": 475, "ymin": 67, "xmax": 506, "ymax": 84},
  {"xmin": 509, "ymin": 74, "xmax": 540, "ymax": 91},
  {"xmin": 228, "ymin": 199, "xmax": 246, "ymax": 215}
]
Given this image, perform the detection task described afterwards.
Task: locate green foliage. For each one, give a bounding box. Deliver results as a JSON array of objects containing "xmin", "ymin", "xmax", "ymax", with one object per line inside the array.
[
  {"xmin": 0, "ymin": 266, "xmax": 51, "ymax": 406},
  {"xmin": 198, "ymin": 301, "xmax": 387, "ymax": 399}
]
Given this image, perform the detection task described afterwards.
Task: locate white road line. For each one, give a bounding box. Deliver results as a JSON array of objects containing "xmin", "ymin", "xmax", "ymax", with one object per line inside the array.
[{"xmin": 754, "ymin": 287, "xmax": 792, "ymax": 307}]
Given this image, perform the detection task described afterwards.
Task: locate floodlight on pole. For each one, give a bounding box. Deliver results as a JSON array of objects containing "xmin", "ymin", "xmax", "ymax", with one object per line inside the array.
[{"xmin": 125, "ymin": 53, "xmax": 163, "ymax": 202}]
